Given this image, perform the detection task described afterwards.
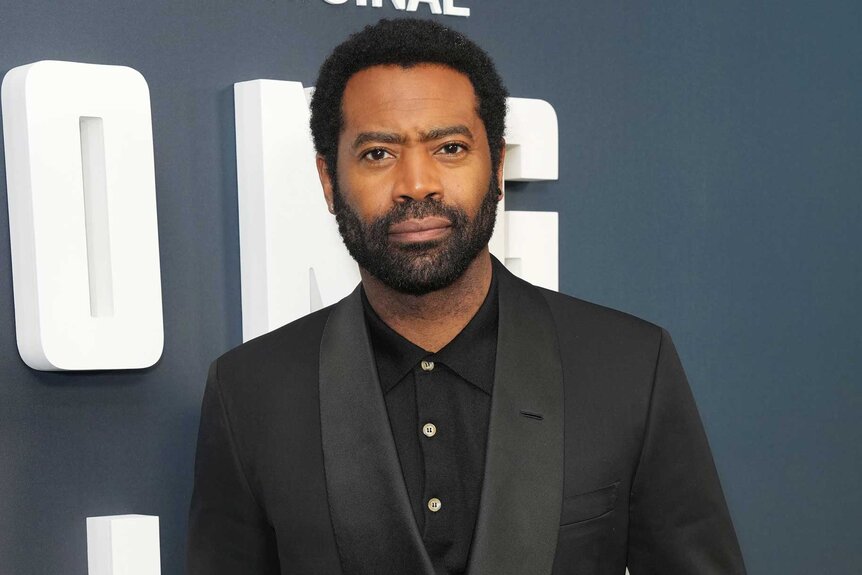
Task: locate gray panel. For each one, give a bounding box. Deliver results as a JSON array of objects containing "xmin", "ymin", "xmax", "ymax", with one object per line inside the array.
[{"xmin": 0, "ymin": 1, "xmax": 859, "ymax": 573}]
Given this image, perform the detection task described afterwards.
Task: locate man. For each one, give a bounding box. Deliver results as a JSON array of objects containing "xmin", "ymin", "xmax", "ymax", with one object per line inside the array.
[{"xmin": 188, "ymin": 18, "xmax": 746, "ymax": 575}]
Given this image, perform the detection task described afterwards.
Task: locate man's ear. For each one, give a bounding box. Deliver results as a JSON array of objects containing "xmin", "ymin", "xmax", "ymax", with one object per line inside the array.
[
  {"xmin": 316, "ymin": 154, "xmax": 335, "ymax": 214},
  {"xmin": 496, "ymin": 140, "xmax": 507, "ymax": 198}
]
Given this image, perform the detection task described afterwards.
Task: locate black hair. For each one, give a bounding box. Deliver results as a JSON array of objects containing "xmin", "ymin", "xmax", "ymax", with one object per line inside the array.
[{"xmin": 310, "ymin": 18, "xmax": 508, "ymax": 179}]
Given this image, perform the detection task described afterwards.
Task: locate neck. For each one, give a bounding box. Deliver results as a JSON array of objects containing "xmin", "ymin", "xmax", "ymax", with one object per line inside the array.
[{"xmin": 361, "ymin": 249, "xmax": 493, "ymax": 352}]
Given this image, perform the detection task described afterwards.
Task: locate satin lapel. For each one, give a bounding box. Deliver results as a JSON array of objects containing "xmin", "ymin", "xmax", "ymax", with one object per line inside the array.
[
  {"xmin": 467, "ymin": 262, "xmax": 565, "ymax": 575},
  {"xmin": 319, "ymin": 287, "xmax": 435, "ymax": 575}
]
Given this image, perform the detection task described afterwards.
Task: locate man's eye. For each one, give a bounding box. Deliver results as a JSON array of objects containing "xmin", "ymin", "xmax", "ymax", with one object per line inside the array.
[
  {"xmin": 362, "ymin": 148, "xmax": 392, "ymax": 161},
  {"xmin": 438, "ymin": 143, "xmax": 466, "ymax": 155}
]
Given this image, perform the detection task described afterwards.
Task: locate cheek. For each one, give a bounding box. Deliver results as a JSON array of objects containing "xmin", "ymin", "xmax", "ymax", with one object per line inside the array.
[
  {"xmin": 337, "ymin": 173, "xmax": 391, "ymax": 219},
  {"xmin": 354, "ymin": 193, "xmax": 393, "ymax": 221},
  {"xmin": 444, "ymin": 170, "xmax": 492, "ymax": 214},
  {"xmin": 345, "ymin": 197, "xmax": 396, "ymax": 230}
]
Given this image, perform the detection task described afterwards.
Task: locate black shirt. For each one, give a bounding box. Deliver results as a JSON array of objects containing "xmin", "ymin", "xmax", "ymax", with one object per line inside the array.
[{"xmin": 361, "ymin": 274, "xmax": 498, "ymax": 575}]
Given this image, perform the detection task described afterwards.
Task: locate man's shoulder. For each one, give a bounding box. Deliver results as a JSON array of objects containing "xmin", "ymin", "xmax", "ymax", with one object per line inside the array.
[
  {"xmin": 536, "ymin": 286, "xmax": 664, "ymax": 348},
  {"xmin": 532, "ymin": 287, "xmax": 667, "ymax": 388},
  {"xmin": 496, "ymin": 259, "xmax": 662, "ymax": 345},
  {"xmin": 214, "ymin": 305, "xmax": 335, "ymax": 382},
  {"xmin": 204, "ymin": 306, "xmax": 337, "ymax": 444}
]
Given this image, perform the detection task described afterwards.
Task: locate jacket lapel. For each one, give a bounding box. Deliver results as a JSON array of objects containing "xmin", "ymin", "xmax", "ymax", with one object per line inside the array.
[
  {"xmin": 319, "ymin": 286, "xmax": 435, "ymax": 575},
  {"xmin": 467, "ymin": 260, "xmax": 565, "ymax": 575}
]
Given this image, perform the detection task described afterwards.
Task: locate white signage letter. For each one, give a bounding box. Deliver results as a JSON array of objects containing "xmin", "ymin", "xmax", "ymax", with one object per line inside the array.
[
  {"xmin": 234, "ymin": 80, "xmax": 359, "ymax": 342},
  {"xmin": 87, "ymin": 515, "xmax": 160, "ymax": 575},
  {"xmin": 442, "ymin": 0, "xmax": 470, "ymax": 17},
  {"xmin": 2, "ymin": 61, "xmax": 163, "ymax": 371},
  {"xmin": 406, "ymin": 0, "xmax": 443, "ymax": 15},
  {"xmin": 488, "ymin": 97, "xmax": 559, "ymax": 291}
]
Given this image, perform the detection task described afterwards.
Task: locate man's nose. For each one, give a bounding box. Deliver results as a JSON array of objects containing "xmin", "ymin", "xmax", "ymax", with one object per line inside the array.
[{"xmin": 392, "ymin": 149, "xmax": 443, "ymax": 202}]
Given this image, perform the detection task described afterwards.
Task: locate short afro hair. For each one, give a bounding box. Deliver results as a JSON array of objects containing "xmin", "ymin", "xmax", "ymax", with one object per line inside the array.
[{"xmin": 310, "ymin": 18, "xmax": 508, "ymax": 178}]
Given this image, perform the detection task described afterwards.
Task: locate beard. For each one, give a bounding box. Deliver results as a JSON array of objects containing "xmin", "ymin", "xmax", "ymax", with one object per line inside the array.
[{"xmin": 332, "ymin": 178, "xmax": 500, "ymax": 296}]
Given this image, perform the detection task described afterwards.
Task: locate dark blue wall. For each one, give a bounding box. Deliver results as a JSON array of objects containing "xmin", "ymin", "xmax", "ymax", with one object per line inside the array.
[{"xmin": 1, "ymin": 1, "xmax": 859, "ymax": 573}]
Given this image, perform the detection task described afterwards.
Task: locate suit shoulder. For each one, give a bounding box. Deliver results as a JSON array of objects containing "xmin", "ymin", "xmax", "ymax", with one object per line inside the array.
[
  {"xmin": 538, "ymin": 287, "xmax": 664, "ymax": 348},
  {"xmin": 214, "ymin": 305, "xmax": 333, "ymax": 383},
  {"xmin": 537, "ymin": 288, "xmax": 668, "ymax": 402}
]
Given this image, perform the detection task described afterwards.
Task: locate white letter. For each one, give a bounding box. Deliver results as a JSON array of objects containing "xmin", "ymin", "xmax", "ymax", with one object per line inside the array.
[
  {"xmin": 87, "ymin": 515, "xmax": 160, "ymax": 575},
  {"xmin": 443, "ymin": 0, "xmax": 470, "ymax": 17},
  {"xmin": 234, "ymin": 80, "xmax": 359, "ymax": 342},
  {"xmin": 486, "ymin": 97, "xmax": 560, "ymax": 291},
  {"xmin": 503, "ymin": 98, "xmax": 558, "ymax": 182},
  {"xmin": 323, "ymin": 0, "xmax": 349, "ymax": 4},
  {"xmin": 501, "ymin": 211, "xmax": 558, "ymax": 291},
  {"xmin": 2, "ymin": 61, "xmax": 163, "ymax": 371},
  {"xmin": 407, "ymin": 0, "xmax": 443, "ymax": 15}
]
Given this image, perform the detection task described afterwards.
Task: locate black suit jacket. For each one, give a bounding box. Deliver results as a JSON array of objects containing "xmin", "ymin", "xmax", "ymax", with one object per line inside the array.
[{"xmin": 188, "ymin": 260, "xmax": 746, "ymax": 574}]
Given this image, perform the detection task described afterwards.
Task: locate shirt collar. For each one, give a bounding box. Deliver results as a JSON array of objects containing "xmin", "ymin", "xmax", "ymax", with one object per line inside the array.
[{"xmin": 362, "ymin": 269, "xmax": 498, "ymax": 395}]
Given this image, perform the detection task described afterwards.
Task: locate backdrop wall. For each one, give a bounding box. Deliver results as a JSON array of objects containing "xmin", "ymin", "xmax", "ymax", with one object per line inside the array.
[{"xmin": 1, "ymin": 1, "xmax": 859, "ymax": 574}]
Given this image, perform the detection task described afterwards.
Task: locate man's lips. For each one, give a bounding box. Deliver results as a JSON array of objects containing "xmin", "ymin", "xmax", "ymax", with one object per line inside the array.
[{"xmin": 388, "ymin": 217, "xmax": 452, "ymax": 243}]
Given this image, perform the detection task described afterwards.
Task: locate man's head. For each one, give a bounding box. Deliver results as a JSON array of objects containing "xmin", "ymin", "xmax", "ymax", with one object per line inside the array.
[
  {"xmin": 310, "ymin": 18, "xmax": 508, "ymax": 180},
  {"xmin": 310, "ymin": 19, "xmax": 508, "ymax": 295}
]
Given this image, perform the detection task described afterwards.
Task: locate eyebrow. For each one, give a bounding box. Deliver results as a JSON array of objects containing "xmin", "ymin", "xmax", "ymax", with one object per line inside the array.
[
  {"xmin": 420, "ymin": 125, "xmax": 474, "ymax": 142},
  {"xmin": 351, "ymin": 125, "xmax": 474, "ymax": 151},
  {"xmin": 351, "ymin": 131, "xmax": 406, "ymax": 150}
]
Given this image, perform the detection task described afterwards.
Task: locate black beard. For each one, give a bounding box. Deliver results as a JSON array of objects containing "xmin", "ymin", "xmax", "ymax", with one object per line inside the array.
[{"xmin": 332, "ymin": 180, "xmax": 499, "ymax": 296}]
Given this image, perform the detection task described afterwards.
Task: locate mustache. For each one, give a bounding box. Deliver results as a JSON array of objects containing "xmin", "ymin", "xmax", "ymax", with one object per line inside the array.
[{"xmin": 370, "ymin": 199, "xmax": 468, "ymax": 235}]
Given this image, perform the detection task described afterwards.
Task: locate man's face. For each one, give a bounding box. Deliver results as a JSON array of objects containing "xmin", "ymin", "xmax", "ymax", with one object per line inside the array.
[{"xmin": 318, "ymin": 64, "xmax": 503, "ymax": 295}]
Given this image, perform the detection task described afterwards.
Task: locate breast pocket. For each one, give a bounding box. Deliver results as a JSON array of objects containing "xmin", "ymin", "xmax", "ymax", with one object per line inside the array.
[
  {"xmin": 552, "ymin": 482, "xmax": 621, "ymax": 574},
  {"xmin": 560, "ymin": 481, "xmax": 619, "ymax": 526}
]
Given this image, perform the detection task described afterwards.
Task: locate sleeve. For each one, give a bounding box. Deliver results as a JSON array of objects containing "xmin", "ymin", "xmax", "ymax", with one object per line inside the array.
[
  {"xmin": 626, "ymin": 329, "xmax": 747, "ymax": 574},
  {"xmin": 187, "ymin": 360, "xmax": 281, "ymax": 575}
]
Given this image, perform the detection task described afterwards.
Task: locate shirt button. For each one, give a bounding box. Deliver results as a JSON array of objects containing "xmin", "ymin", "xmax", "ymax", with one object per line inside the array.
[
  {"xmin": 422, "ymin": 423, "xmax": 437, "ymax": 438},
  {"xmin": 420, "ymin": 360, "xmax": 435, "ymax": 372},
  {"xmin": 428, "ymin": 498, "xmax": 442, "ymax": 512}
]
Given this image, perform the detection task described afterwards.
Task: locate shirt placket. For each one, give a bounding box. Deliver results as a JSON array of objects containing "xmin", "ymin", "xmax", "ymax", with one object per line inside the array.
[{"xmin": 414, "ymin": 356, "xmax": 455, "ymax": 552}]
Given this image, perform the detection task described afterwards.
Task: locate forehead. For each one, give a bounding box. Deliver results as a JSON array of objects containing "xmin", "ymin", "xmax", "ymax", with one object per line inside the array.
[{"xmin": 340, "ymin": 64, "xmax": 483, "ymax": 136}]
